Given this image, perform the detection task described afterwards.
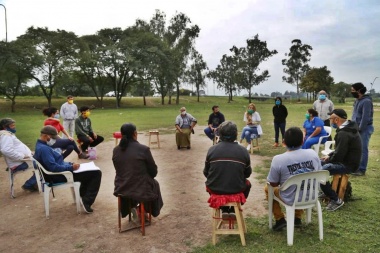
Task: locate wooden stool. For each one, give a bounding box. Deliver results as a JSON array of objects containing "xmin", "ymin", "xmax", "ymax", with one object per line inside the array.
[
  {"xmin": 249, "ymin": 138, "xmax": 260, "ymax": 154},
  {"xmin": 331, "ymin": 174, "xmax": 349, "ymax": 200},
  {"xmin": 148, "ymin": 130, "xmax": 160, "ymax": 148},
  {"xmin": 113, "ymin": 132, "xmax": 122, "ymax": 147},
  {"xmin": 213, "ymin": 135, "xmax": 220, "ymax": 145},
  {"xmin": 212, "ymin": 202, "xmax": 247, "ymax": 246},
  {"xmin": 117, "ymin": 195, "xmax": 152, "ymax": 236}
]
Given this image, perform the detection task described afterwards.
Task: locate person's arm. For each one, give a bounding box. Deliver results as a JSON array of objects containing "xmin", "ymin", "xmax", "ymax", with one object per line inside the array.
[
  {"xmin": 329, "ymin": 101, "xmax": 334, "ymax": 113},
  {"xmin": 145, "ymin": 147, "xmax": 158, "ymax": 178},
  {"xmin": 36, "ymin": 146, "xmax": 73, "ymax": 172},
  {"xmin": 244, "ymin": 152, "xmax": 252, "ymax": 178},
  {"xmin": 60, "ymin": 104, "xmax": 66, "ymax": 118},
  {"xmin": 309, "ymin": 126, "xmax": 322, "ymax": 138},
  {"xmin": 358, "ymin": 100, "xmax": 372, "ymax": 131},
  {"xmin": 284, "ymin": 106, "xmax": 288, "ymax": 118},
  {"xmin": 203, "ymin": 156, "xmax": 210, "ymax": 178},
  {"xmin": 0, "ymin": 135, "xmax": 27, "ymax": 161},
  {"xmin": 267, "ymin": 157, "xmax": 280, "ymax": 187}
]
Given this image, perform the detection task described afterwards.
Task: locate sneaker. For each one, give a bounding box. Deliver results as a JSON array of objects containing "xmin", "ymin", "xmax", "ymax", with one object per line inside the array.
[
  {"xmin": 22, "ymin": 185, "xmax": 37, "ymax": 192},
  {"xmin": 78, "ymin": 153, "xmax": 90, "ymax": 159},
  {"xmin": 352, "ymin": 170, "xmax": 365, "ymax": 176},
  {"xmin": 282, "ymin": 142, "xmax": 287, "ymax": 147},
  {"xmin": 273, "ymin": 143, "xmax": 279, "ymax": 147},
  {"xmin": 131, "ymin": 207, "xmax": 138, "ymax": 221},
  {"xmin": 177, "ymin": 146, "xmax": 180, "ymax": 150},
  {"xmin": 326, "ymin": 198, "xmax": 344, "ymax": 211},
  {"xmin": 318, "ymin": 192, "xmax": 327, "ymax": 199},
  {"xmin": 294, "ymin": 218, "xmax": 302, "ymax": 227},
  {"xmin": 246, "ymin": 144, "xmax": 251, "ymax": 151},
  {"xmin": 80, "ymin": 198, "xmax": 93, "ymax": 214},
  {"xmin": 273, "ymin": 217, "xmax": 287, "ymax": 231}
]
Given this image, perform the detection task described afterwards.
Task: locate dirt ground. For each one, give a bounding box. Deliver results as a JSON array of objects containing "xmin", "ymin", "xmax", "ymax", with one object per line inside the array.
[{"xmin": 0, "ymin": 125, "xmax": 267, "ymax": 253}]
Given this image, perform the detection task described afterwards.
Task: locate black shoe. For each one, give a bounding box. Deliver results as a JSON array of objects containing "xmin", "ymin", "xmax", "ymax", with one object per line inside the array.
[
  {"xmin": 352, "ymin": 170, "xmax": 365, "ymax": 176},
  {"xmin": 80, "ymin": 198, "xmax": 93, "ymax": 214},
  {"xmin": 177, "ymin": 146, "xmax": 180, "ymax": 150},
  {"xmin": 187, "ymin": 146, "xmax": 191, "ymax": 149},
  {"xmin": 22, "ymin": 185, "xmax": 37, "ymax": 192},
  {"xmin": 294, "ymin": 218, "xmax": 302, "ymax": 227},
  {"xmin": 273, "ymin": 218, "xmax": 287, "ymax": 231}
]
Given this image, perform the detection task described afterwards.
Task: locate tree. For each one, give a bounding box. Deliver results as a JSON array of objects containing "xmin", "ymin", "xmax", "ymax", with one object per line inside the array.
[
  {"xmin": 300, "ymin": 66, "xmax": 334, "ymax": 101},
  {"xmin": 282, "ymin": 39, "xmax": 313, "ymax": 102},
  {"xmin": 231, "ymin": 35, "xmax": 277, "ymax": 103},
  {"xmin": 183, "ymin": 50, "xmax": 208, "ymax": 102},
  {"xmin": 331, "ymin": 81, "xmax": 351, "ymax": 103}
]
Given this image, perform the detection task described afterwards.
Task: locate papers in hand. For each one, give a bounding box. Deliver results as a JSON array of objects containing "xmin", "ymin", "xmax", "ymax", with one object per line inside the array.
[{"xmin": 73, "ymin": 161, "xmax": 100, "ymax": 173}]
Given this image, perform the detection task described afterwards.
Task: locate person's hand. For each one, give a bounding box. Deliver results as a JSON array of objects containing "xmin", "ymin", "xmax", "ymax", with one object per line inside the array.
[
  {"xmin": 93, "ymin": 133, "xmax": 97, "ymax": 139},
  {"xmin": 88, "ymin": 136, "xmax": 94, "ymax": 143},
  {"xmin": 72, "ymin": 163, "xmax": 80, "ymax": 170},
  {"xmin": 68, "ymin": 136, "xmax": 74, "ymax": 141}
]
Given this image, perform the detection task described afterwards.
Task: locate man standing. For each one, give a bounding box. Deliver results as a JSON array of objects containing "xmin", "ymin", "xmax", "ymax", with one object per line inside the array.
[
  {"xmin": 0, "ymin": 118, "xmax": 37, "ymax": 192},
  {"xmin": 75, "ymin": 106, "xmax": 104, "ymax": 152},
  {"xmin": 350, "ymin": 83, "xmax": 374, "ymax": 176},
  {"xmin": 204, "ymin": 121, "xmax": 252, "ymax": 215},
  {"xmin": 313, "ymin": 90, "xmax": 334, "ymax": 140},
  {"xmin": 265, "ymin": 127, "xmax": 322, "ymax": 231},
  {"xmin": 34, "ymin": 126, "xmax": 102, "ymax": 213},
  {"xmin": 204, "ymin": 105, "xmax": 225, "ymax": 141},
  {"xmin": 320, "ymin": 109, "xmax": 362, "ymax": 211},
  {"xmin": 60, "ymin": 95, "xmax": 78, "ymax": 139}
]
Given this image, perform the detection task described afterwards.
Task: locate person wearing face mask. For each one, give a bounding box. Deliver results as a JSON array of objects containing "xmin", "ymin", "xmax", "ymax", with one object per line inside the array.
[
  {"xmin": 319, "ymin": 109, "xmax": 362, "ymax": 211},
  {"xmin": 175, "ymin": 107, "xmax": 197, "ymax": 149},
  {"xmin": 75, "ymin": 106, "xmax": 104, "ymax": 153},
  {"xmin": 43, "ymin": 107, "xmax": 89, "ymax": 159},
  {"xmin": 302, "ymin": 108, "xmax": 328, "ymax": 149},
  {"xmin": 272, "ymin": 97, "xmax": 288, "ymax": 147},
  {"xmin": 350, "ymin": 83, "xmax": 374, "ymax": 176},
  {"xmin": 0, "ymin": 118, "xmax": 38, "ymax": 192},
  {"xmin": 60, "ymin": 95, "xmax": 78, "ymax": 140},
  {"xmin": 34, "ymin": 126, "xmax": 102, "ymax": 213},
  {"xmin": 239, "ymin": 103, "xmax": 263, "ymax": 151},
  {"xmin": 313, "ymin": 90, "xmax": 334, "ymax": 141}
]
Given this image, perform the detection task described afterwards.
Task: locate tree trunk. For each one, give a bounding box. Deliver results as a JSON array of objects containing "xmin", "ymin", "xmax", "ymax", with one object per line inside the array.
[
  {"xmin": 11, "ymin": 99, "xmax": 16, "ymax": 113},
  {"xmin": 176, "ymin": 82, "xmax": 180, "ymax": 105}
]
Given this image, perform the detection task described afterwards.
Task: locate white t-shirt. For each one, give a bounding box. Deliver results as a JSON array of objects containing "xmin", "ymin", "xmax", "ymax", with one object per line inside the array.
[{"xmin": 267, "ymin": 148, "xmax": 322, "ymax": 205}]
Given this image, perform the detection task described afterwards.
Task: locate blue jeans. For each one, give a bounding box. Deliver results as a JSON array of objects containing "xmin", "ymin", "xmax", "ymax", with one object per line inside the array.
[
  {"xmin": 302, "ymin": 135, "xmax": 327, "ymax": 149},
  {"xmin": 274, "ymin": 122, "xmax": 286, "ymax": 143},
  {"xmin": 320, "ymin": 162, "xmax": 349, "ymax": 201},
  {"xmin": 204, "ymin": 126, "xmax": 218, "ymax": 140},
  {"xmin": 240, "ymin": 126, "xmax": 258, "ymax": 144},
  {"xmin": 13, "ymin": 162, "xmax": 37, "ymax": 187},
  {"xmin": 358, "ymin": 125, "xmax": 374, "ymax": 173}
]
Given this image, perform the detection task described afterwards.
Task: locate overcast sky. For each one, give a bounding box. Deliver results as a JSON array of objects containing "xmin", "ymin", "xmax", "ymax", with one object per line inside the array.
[{"xmin": 0, "ymin": 0, "xmax": 379, "ymax": 95}]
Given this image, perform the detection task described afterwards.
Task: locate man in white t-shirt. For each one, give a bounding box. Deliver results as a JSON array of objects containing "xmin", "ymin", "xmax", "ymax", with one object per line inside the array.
[{"xmin": 265, "ymin": 127, "xmax": 322, "ymax": 231}]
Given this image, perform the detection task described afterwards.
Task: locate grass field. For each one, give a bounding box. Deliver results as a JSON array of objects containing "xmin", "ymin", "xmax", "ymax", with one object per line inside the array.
[{"xmin": 1, "ymin": 95, "xmax": 379, "ymax": 252}]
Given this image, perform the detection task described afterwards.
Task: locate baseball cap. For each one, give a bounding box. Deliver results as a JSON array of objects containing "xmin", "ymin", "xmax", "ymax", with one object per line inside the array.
[{"xmin": 328, "ymin": 109, "xmax": 347, "ymax": 119}]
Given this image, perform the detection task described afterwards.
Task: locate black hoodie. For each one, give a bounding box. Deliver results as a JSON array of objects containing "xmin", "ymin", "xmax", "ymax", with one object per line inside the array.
[{"xmin": 272, "ymin": 97, "xmax": 288, "ymax": 123}]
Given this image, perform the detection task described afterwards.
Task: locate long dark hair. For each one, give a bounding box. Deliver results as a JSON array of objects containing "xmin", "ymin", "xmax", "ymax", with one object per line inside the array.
[
  {"xmin": 119, "ymin": 123, "xmax": 136, "ymax": 150},
  {"xmin": 42, "ymin": 107, "xmax": 58, "ymax": 117}
]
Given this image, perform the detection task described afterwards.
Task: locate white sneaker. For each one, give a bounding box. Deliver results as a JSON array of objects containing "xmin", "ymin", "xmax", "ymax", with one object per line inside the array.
[{"xmin": 246, "ymin": 144, "xmax": 251, "ymax": 151}]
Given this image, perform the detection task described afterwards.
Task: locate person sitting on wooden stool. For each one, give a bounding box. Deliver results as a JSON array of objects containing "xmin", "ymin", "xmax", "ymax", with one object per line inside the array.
[
  {"xmin": 320, "ymin": 109, "xmax": 362, "ymax": 211},
  {"xmin": 204, "ymin": 121, "xmax": 252, "ymax": 217},
  {"xmin": 204, "ymin": 105, "xmax": 225, "ymax": 142}
]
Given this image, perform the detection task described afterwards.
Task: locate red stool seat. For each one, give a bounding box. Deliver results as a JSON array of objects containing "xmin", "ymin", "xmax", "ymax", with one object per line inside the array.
[{"xmin": 113, "ymin": 132, "xmax": 122, "ymax": 146}]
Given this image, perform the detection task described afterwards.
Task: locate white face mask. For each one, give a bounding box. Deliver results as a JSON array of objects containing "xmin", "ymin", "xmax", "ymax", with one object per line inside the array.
[
  {"xmin": 47, "ymin": 138, "xmax": 56, "ymax": 146},
  {"xmin": 181, "ymin": 111, "xmax": 186, "ymax": 115}
]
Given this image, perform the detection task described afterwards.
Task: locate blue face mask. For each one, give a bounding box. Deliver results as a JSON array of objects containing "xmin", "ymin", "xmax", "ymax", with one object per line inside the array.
[
  {"xmin": 275, "ymin": 100, "xmax": 281, "ymax": 105},
  {"xmin": 54, "ymin": 114, "xmax": 60, "ymax": 119},
  {"xmin": 6, "ymin": 127, "xmax": 16, "ymax": 133},
  {"xmin": 319, "ymin": 94, "xmax": 326, "ymax": 100},
  {"xmin": 331, "ymin": 123, "xmax": 338, "ymax": 129}
]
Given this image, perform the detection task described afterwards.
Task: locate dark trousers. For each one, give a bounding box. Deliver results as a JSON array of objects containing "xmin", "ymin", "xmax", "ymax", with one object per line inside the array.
[
  {"xmin": 323, "ymin": 119, "xmax": 332, "ymax": 141},
  {"xmin": 51, "ymin": 138, "xmax": 81, "ymax": 159},
  {"xmin": 73, "ymin": 170, "xmax": 102, "ymax": 206},
  {"xmin": 77, "ymin": 132, "xmax": 104, "ymax": 152},
  {"xmin": 274, "ymin": 122, "xmax": 286, "ymax": 143}
]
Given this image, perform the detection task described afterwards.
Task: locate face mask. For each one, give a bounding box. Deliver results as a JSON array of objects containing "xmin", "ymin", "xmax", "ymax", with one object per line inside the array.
[
  {"xmin": 54, "ymin": 114, "xmax": 60, "ymax": 119},
  {"xmin": 331, "ymin": 123, "xmax": 338, "ymax": 129},
  {"xmin": 47, "ymin": 138, "xmax": 56, "ymax": 146},
  {"xmin": 181, "ymin": 111, "xmax": 186, "ymax": 115},
  {"xmin": 68, "ymin": 99, "xmax": 74, "ymax": 104},
  {"xmin": 275, "ymin": 100, "xmax": 281, "ymax": 105},
  {"xmin": 84, "ymin": 111, "xmax": 91, "ymax": 117},
  {"xmin": 6, "ymin": 127, "xmax": 16, "ymax": 133},
  {"xmin": 351, "ymin": 92, "xmax": 359, "ymax": 98},
  {"xmin": 305, "ymin": 113, "xmax": 310, "ymax": 120},
  {"xmin": 319, "ymin": 94, "xmax": 326, "ymax": 100},
  {"xmin": 247, "ymin": 109, "xmax": 254, "ymax": 115}
]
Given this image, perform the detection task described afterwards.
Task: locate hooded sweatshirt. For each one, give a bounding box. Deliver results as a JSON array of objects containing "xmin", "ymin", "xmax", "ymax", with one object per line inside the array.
[{"xmin": 351, "ymin": 94, "xmax": 373, "ymax": 132}]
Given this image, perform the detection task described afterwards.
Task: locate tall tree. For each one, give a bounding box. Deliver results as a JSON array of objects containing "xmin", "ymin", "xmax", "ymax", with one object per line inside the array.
[
  {"xmin": 331, "ymin": 81, "xmax": 351, "ymax": 103},
  {"xmin": 300, "ymin": 66, "xmax": 334, "ymax": 100},
  {"xmin": 231, "ymin": 34, "xmax": 277, "ymax": 103},
  {"xmin": 183, "ymin": 50, "xmax": 208, "ymax": 102},
  {"xmin": 282, "ymin": 39, "xmax": 313, "ymax": 102}
]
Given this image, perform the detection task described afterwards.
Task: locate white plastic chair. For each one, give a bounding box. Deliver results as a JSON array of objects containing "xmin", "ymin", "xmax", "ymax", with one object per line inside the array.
[
  {"xmin": 312, "ymin": 126, "xmax": 332, "ymax": 153},
  {"xmin": 267, "ymin": 170, "xmax": 329, "ymax": 246},
  {"xmin": 33, "ymin": 159, "xmax": 81, "ymax": 218},
  {"xmin": 321, "ymin": 141, "xmax": 335, "ymax": 156}
]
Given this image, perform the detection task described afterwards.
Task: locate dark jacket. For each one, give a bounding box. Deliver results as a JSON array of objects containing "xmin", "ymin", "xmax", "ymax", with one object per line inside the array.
[
  {"xmin": 329, "ymin": 120, "xmax": 362, "ymax": 172},
  {"xmin": 272, "ymin": 104, "xmax": 288, "ymax": 123},
  {"xmin": 352, "ymin": 94, "xmax": 373, "ymax": 132},
  {"xmin": 204, "ymin": 141, "xmax": 252, "ymax": 194}
]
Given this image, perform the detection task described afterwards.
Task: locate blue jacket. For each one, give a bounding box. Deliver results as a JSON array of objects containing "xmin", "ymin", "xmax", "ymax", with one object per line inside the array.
[
  {"xmin": 34, "ymin": 139, "xmax": 73, "ymax": 172},
  {"xmin": 352, "ymin": 94, "xmax": 373, "ymax": 132}
]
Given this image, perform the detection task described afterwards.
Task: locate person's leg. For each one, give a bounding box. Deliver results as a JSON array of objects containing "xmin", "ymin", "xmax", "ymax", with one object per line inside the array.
[
  {"xmin": 204, "ymin": 127, "xmax": 214, "ymax": 140},
  {"xmin": 358, "ymin": 125, "xmax": 374, "ymax": 173},
  {"xmin": 279, "ymin": 122, "xmax": 286, "ymax": 143},
  {"xmin": 274, "ymin": 122, "xmax": 280, "ymax": 143},
  {"xmin": 68, "ymin": 120, "xmax": 75, "ymax": 138},
  {"xmin": 52, "ymin": 139, "xmax": 75, "ymax": 158},
  {"xmin": 89, "ymin": 133, "xmax": 104, "ymax": 147},
  {"xmin": 13, "ymin": 162, "xmax": 37, "ymax": 188},
  {"xmin": 302, "ymin": 136, "xmax": 319, "ymax": 149},
  {"xmin": 264, "ymin": 184, "xmax": 284, "ymax": 220},
  {"xmin": 77, "ymin": 134, "xmax": 91, "ymax": 152},
  {"xmin": 243, "ymin": 180, "xmax": 251, "ymax": 199},
  {"xmin": 73, "ymin": 170, "xmax": 102, "ymax": 206},
  {"xmin": 320, "ymin": 163, "xmax": 349, "ymax": 201}
]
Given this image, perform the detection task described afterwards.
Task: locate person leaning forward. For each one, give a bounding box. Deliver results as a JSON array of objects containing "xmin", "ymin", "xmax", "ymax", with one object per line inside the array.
[
  {"xmin": 175, "ymin": 107, "xmax": 197, "ymax": 150},
  {"xmin": 34, "ymin": 126, "xmax": 102, "ymax": 214}
]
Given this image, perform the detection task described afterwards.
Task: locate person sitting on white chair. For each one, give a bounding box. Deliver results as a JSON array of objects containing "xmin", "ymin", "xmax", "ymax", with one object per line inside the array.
[
  {"xmin": 265, "ymin": 127, "xmax": 322, "ymax": 231},
  {"xmin": 0, "ymin": 118, "xmax": 38, "ymax": 192}
]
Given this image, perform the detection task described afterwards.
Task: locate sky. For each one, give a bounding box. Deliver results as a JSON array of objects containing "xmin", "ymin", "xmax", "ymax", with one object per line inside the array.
[{"xmin": 0, "ymin": 0, "xmax": 379, "ymax": 95}]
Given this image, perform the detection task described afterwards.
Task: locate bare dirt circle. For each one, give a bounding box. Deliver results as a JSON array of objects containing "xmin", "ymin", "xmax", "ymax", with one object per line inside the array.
[{"xmin": 0, "ymin": 125, "xmax": 267, "ymax": 253}]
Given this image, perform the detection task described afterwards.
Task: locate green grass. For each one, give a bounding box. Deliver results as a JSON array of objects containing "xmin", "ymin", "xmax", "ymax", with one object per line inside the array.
[{"xmin": 1, "ymin": 95, "xmax": 379, "ymax": 252}]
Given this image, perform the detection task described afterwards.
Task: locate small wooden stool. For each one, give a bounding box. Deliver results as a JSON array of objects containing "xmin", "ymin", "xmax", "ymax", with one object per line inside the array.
[
  {"xmin": 331, "ymin": 174, "xmax": 349, "ymax": 200},
  {"xmin": 212, "ymin": 202, "xmax": 247, "ymax": 246},
  {"xmin": 148, "ymin": 130, "xmax": 160, "ymax": 148},
  {"xmin": 113, "ymin": 132, "xmax": 122, "ymax": 147},
  {"xmin": 213, "ymin": 135, "xmax": 220, "ymax": 145},
  {"xmin": 117, "ymin": 196, "xmax": 152, "ymax": 236}
]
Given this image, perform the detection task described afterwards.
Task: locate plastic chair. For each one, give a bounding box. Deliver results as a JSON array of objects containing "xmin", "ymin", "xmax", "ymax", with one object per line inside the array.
[
  {"xmin": 321, "ymin": 141, "xmax": 335, "ymax": 156},
  {"xmin": 33, "ymin": 159, "xmax": 81, "ymax": 218},
  {"xmin": 312, "ymin": 126, "xmax": 332, "ymax": 153},
  {"xmin": 267, "ymin": 170, "xmax": 329, "ymax": 246}
]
